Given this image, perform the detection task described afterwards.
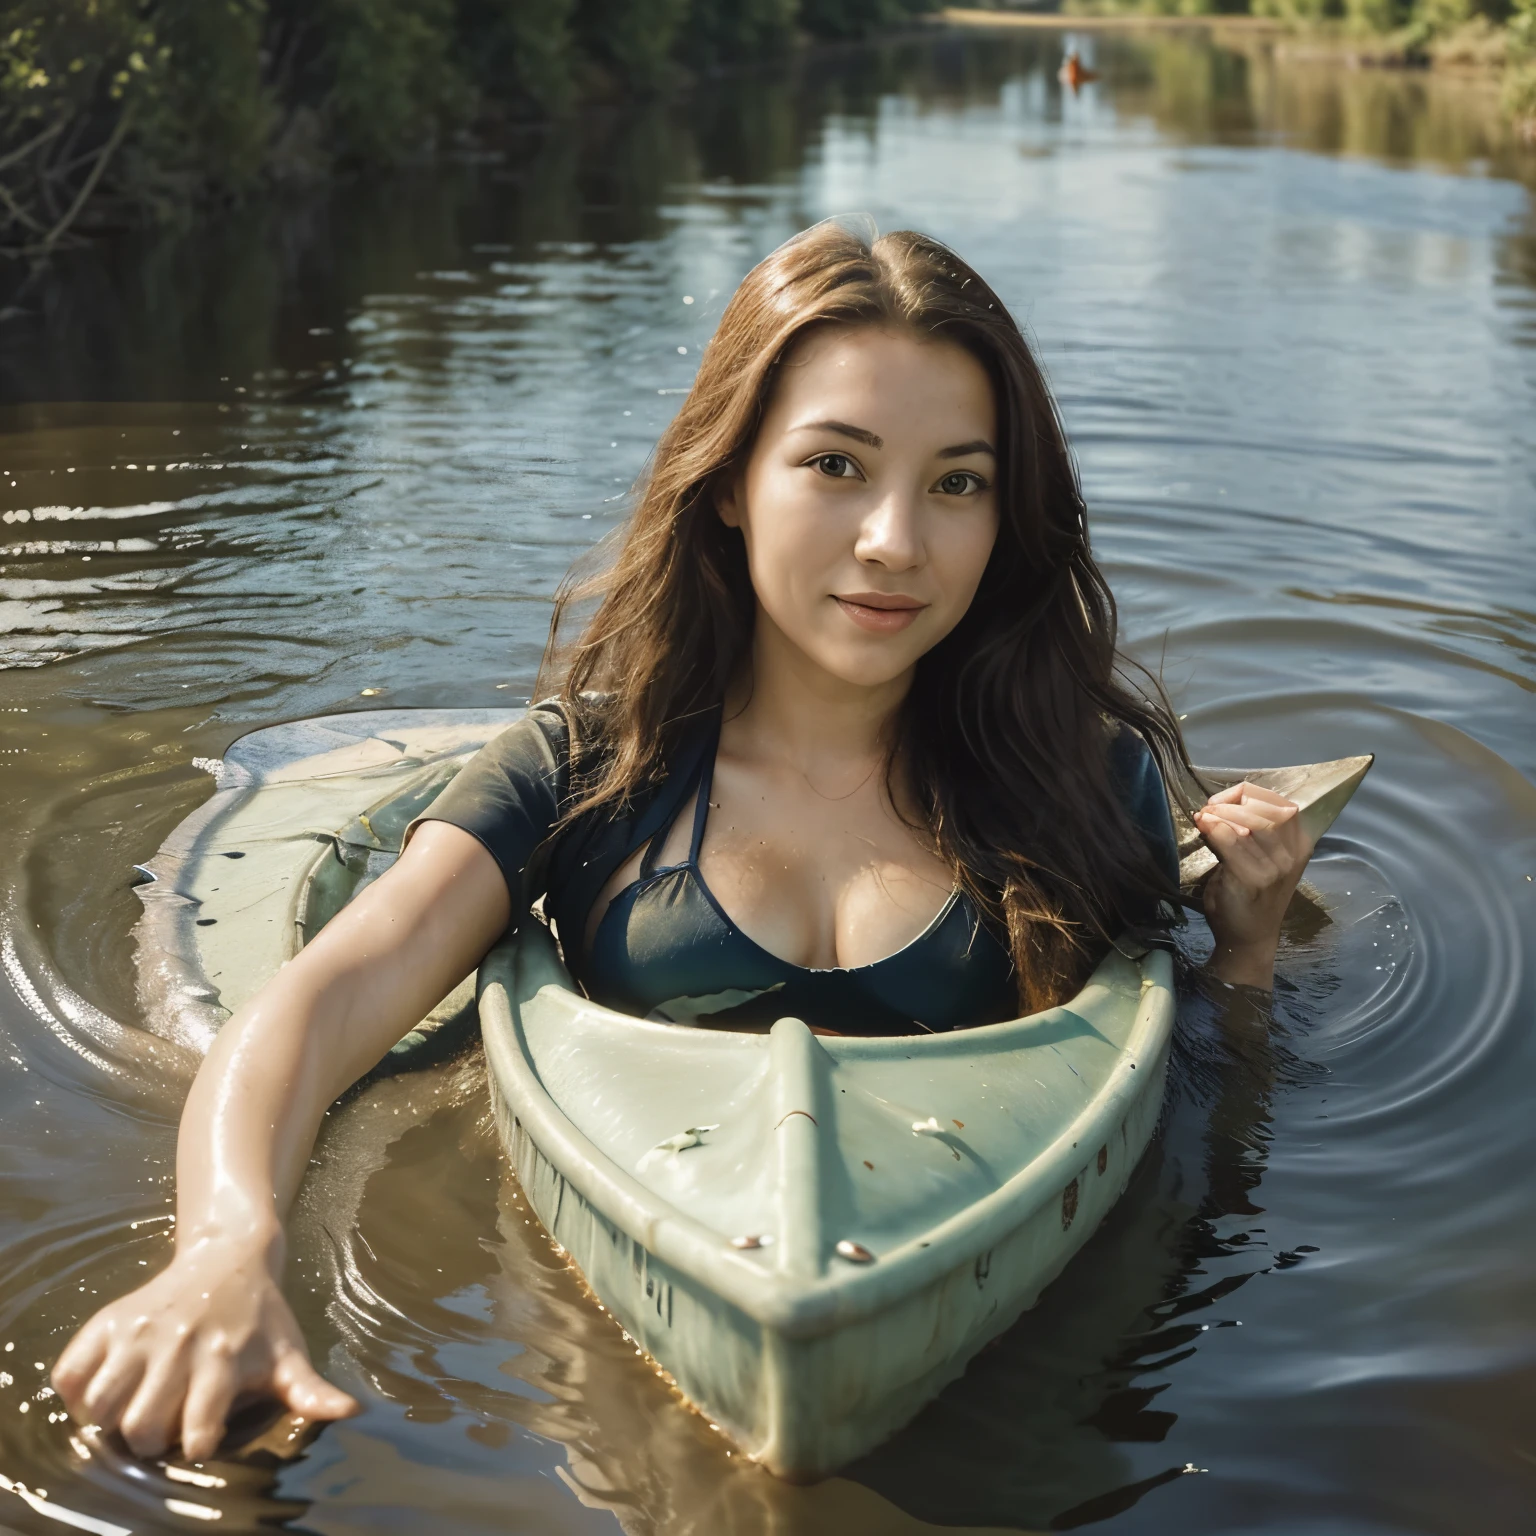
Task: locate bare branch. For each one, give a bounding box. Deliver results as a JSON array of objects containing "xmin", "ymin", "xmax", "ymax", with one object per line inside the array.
[
  {"xmin": 0, "ymin": 117, "xmax": 67, "ymax": 175},
  {"xmin": 38, "ymin": 105, "xmax": 134, "ymax": 254},
  {"xmin": 41, "ymin": 111, "xmax": 92, "ymax": 181},
  {"xmin": 0, "ymin": 177, "xmax": 47, "ymax": 233}
]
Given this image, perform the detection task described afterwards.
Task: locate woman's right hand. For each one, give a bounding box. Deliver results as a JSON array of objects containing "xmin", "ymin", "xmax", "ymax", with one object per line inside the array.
[
  {"xmin": 52, "ymin": 1238, "xmax": 358, "ymax": 1461},
  {"xmin": 52, "ymin": 821, "xmax": 508, "ymax": 1461}
]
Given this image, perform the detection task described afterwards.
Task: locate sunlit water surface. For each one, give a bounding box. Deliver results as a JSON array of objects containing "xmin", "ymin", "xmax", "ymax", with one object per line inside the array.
[{"xmin": 2, "ymin": 24, "xmax": 1535, "ymax": 1536}]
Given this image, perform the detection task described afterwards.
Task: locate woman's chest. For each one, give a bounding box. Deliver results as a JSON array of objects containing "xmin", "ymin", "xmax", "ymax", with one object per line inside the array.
[{"xmin": 586, "ymin": 761, "xmax": 955, "ymax": 971}]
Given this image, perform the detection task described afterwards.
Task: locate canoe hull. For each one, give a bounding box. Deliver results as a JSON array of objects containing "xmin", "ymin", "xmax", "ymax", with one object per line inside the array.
[
  {"xmin": 489, "ymin": 1037, "xmax": 1170, "ymax": 1478},
  {"xmin": 479, "ymin": 925, "xmax": 1175, "ymax": 1480}
]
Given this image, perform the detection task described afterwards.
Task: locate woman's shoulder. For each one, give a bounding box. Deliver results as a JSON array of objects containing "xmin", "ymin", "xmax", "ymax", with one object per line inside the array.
[
  {"xmin": 1105, "ymin": 720, "xmax": 1180, "ymax": 884},
  {"xmin": 469, "ymin": 690, "xmax": 613, "ymax": 774},
  {"xmin": 460, "ymin": 696, "xmax": 574, "ymax": 781},
  {"xmin": 1105, "ymin": 719, "xmax": 1162, "ymax": 797}
]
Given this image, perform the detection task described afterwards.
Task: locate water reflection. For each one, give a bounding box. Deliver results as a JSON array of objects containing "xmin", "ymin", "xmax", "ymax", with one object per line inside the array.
[{"xmin": 2, "ymin": 21, "xmax": 1535, "ymax": 1536}]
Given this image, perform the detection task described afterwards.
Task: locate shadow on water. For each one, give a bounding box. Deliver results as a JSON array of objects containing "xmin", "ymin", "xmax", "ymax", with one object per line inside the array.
[{"xmin": 2, "ymin": 20, "xmax": 1535, "ymax": 1536}]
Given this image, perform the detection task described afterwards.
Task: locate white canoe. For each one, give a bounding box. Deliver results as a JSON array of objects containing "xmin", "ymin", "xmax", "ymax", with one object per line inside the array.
[
  {"xmin": 133, "ymin": 709, "xmax": 518, "ymax": 1055},
  {"xmin": 132, "ymin": 709, "xmax": 1371, "ymax": 1478}
]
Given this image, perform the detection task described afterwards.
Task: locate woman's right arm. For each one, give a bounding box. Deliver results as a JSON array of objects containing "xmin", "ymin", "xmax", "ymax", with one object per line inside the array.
[{"xmin": 52, "ymin": 821, "xmax": 511, "ymax": 1461}]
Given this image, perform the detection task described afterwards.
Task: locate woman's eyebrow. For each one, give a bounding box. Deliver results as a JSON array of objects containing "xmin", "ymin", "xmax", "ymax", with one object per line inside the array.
[
  {"xmin": 794, "ymin": 418, "xmax": 883, "ymax": 448},
  {"xmin": 791, "ymin": 422, "xmax": 994, "ymax": 458}
]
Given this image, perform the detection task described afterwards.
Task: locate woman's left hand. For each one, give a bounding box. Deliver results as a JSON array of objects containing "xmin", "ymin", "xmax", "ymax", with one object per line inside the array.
[{"xmin": 1195, "ymin": 781, "xmax": 1315, "ymax": 990}]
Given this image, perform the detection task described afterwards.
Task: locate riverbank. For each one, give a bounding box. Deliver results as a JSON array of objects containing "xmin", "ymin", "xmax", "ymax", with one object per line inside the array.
[
  {"xmin": 11, "ymin": 1, "xmax": 1526, "ymax": 269},
  {"xmin": 0, "ymin": 0, "xmax": 943, "ymax": 261},
  {"xmin": 944, "ymin": 9, "xmax": 1284, "ymax": 29},
  {"xmin": 942, "ymin": 4, "xmax": 1536, "ymax": 141}
]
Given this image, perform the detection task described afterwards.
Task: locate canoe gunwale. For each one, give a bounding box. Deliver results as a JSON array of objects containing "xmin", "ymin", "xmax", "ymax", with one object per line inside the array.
[
  {"xmin": 132, "ymin": 708, "xmax": 525, "ymax": 1055},
  {"xmin": 476, "ymin": 933, "xmax": 1175, "ymax": 1341},
  {"xmin": 133, "ymin": 771, "xmax": 262, "ymax": 1051}
]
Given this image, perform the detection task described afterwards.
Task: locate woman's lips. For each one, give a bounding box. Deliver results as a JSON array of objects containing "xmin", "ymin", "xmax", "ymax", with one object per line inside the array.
[{"xmin": 832, "ymin": 593, "xmax": 927, "ymax": 634}]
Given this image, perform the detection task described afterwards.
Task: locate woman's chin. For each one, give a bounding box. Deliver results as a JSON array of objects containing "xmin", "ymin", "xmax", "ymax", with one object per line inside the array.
[
  {"xmin": 799, "ymin": 641, "xmax": 924, "ymax": 693},
  {"xmin": 757, "ymin": 609, "xmax": 933, "ymax": 693}
]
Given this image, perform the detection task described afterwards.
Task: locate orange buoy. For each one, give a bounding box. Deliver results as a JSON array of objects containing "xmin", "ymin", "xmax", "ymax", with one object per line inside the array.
[{"xmin": 1058, "ymin": 50, "xmax": 1099, "ymax": 91}]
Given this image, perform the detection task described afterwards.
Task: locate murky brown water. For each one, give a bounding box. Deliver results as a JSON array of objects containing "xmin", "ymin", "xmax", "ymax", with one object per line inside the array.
[{"xmin": 3, "ymin": 22, "xmax": 1536, "ymax": 1535}]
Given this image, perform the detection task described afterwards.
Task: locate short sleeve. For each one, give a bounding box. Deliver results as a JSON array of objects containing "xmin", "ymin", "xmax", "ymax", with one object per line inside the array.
[
  {"xmin": 1109, "ymin": 727, "xmax": 1180, "ymax": 891},
  {"xmin": 405, "ymin": 703, "xmax": 571, "ymax": 922}
]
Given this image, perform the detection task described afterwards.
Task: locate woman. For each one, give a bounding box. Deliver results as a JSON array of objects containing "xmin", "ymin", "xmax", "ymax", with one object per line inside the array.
[{"xmin": 54, "ymin": 222, "xmax": 1312, "ymax": 1460}]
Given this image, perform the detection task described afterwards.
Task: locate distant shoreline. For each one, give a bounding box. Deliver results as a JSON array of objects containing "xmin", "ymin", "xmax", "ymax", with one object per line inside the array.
[
  {"xmin": 940, "ymin": 5, "xmax": 1536, "ymax": 139},
  {"xmin": 941, "ymin": 8, "xmax": 1286, "ymax": 31}
]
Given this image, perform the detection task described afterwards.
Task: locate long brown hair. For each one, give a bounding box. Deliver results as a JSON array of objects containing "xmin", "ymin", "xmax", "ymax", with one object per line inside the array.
[{"xmin": 540, "ymin": 219, "xmax": 1193, "ymax": 1012}]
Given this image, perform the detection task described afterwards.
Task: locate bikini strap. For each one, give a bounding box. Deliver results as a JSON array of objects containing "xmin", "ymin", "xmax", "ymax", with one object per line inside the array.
[
  {"xmin": 687, "ymin": 716, "xmax": 721, "ymax": 866},
  {"xmin": 638, "ymin": 709, "xmax": 721, "ymax": 878},
  {"xmin": 638, "ymin": 817, "xmax": 670, "ymax": 880}
]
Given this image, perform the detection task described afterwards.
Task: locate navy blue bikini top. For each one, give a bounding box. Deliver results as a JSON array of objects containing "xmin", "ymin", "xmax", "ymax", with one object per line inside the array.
[
  {"xmin": 413, "ymin": 700, "xmax": 1178, "ymax": 1037},
  {"xmin": 583, "ymin": 714, "xmax": 1016, "ymax": 1032}
]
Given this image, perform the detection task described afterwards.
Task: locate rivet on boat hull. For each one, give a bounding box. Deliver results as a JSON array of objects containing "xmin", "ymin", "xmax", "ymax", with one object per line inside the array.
[
  {"xmin": 731, "ymin": 1234, "xmax": 773, "ymax": 1249},
  {"xmin": 836, "ymin": 1240, "xmax": 875, "ymax": 1263}
]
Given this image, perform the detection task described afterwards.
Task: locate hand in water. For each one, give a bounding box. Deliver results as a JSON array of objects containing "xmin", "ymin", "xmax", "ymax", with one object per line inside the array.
[
  {"xmin": 1195, "ymin": 780, "xmax": 1314, "ymax": 989},
  {"xmin": 52, "ymin": 1240, "xmax": 358, "ymax": 1460},
  {"xmin": 51, "ymin": 823, "xmax": 508, "ymax": 1462}
]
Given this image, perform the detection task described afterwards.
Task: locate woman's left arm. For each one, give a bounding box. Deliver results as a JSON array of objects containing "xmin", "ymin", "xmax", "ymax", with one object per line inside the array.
[{"xmin": 1195, "ymin": 781, "xmax": 1316, "ymax": 990}]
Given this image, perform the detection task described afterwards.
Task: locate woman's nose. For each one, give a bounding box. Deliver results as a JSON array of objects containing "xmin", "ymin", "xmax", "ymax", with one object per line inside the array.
[{"xmin": 853, "ymin": 487, "xmax": 924, "ymax": 571}]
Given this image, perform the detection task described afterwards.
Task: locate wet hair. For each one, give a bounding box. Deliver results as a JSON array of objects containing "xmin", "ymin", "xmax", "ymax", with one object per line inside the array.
[{"xmin": 539, "ymin": 219, "xmax": 1193, "ymax": 1012}]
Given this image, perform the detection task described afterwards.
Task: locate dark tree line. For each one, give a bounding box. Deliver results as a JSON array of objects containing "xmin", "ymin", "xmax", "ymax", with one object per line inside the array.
[{"xmin": 0, "ymin": 0, "xmax": 941, "ymax": 257}]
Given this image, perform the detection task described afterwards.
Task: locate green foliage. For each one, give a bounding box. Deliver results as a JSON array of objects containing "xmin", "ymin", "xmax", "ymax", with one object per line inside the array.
[
  {"xmin": 571, "ymin": 0, "xmax": 690, "ymax": 89},
  {"xmin": 458, "ymin": 0, "xmax": 578, "ymax": 112},
  {"xmin": 132, "ymin": 0, "xmax": 271, "ymax": 193},
  {"xmin": 0, "ymin": 0, "xmax": 271, "ymax": 246},
  {"xmin": 1411, "ymin": 0, "xmax": 1473, "ymax": 27},
  {"xmin": 1345, "ymin": 0, "xmax": 1415, "ymax": 33},
  {"xmin": 1503, "ymin": 0, "xmax": 1536, "ymax": 131},
  {"xmin": 10, "ymin": 0, "xmax": 1525, "ymax": 251},
  {"xmin": 680, "ymin": 0, "xmax": 799, "ymax": 67},
  {"xmin": 320, "ymin": 0, "xmax": 468, "ymax": 162},
  {"xmin": 1507, "ymin": 0, "xmax": 1536, "ymax": 48},
  {"xmin": 797, "ymin": 0, "xmax": 942, "ymax": 42},
  {"xmin": 1503, "ymin": 59, "xmax": 1536, "ymax": 123},
  {"xmin": 1250, "ymin": 0, "xmax": 1347, "ymax": 21},
  {"xmin": 0, "ymin": 1, "xmax": 133, "ymax": 135}
]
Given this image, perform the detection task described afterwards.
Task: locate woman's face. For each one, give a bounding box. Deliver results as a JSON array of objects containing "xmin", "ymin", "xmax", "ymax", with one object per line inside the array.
[{"xmin": 720, "ymin": 324, "xmax": 999, "ymax": 694}]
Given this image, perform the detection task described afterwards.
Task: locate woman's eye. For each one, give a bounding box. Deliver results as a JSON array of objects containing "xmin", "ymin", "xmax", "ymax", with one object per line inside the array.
[
  {"xmin": 811, "ymin": 453, "xmax": 860, "ymax": 479},
  {"xmin": 937, "ymin": 470, "xmax": 986, "ymax": 496}
]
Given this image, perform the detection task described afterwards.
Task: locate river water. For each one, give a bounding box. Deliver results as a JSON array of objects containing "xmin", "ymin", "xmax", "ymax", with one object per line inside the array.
[{"xmin": 2, "ymin": 21, "xmax": 1535, "ymax": 1535}]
